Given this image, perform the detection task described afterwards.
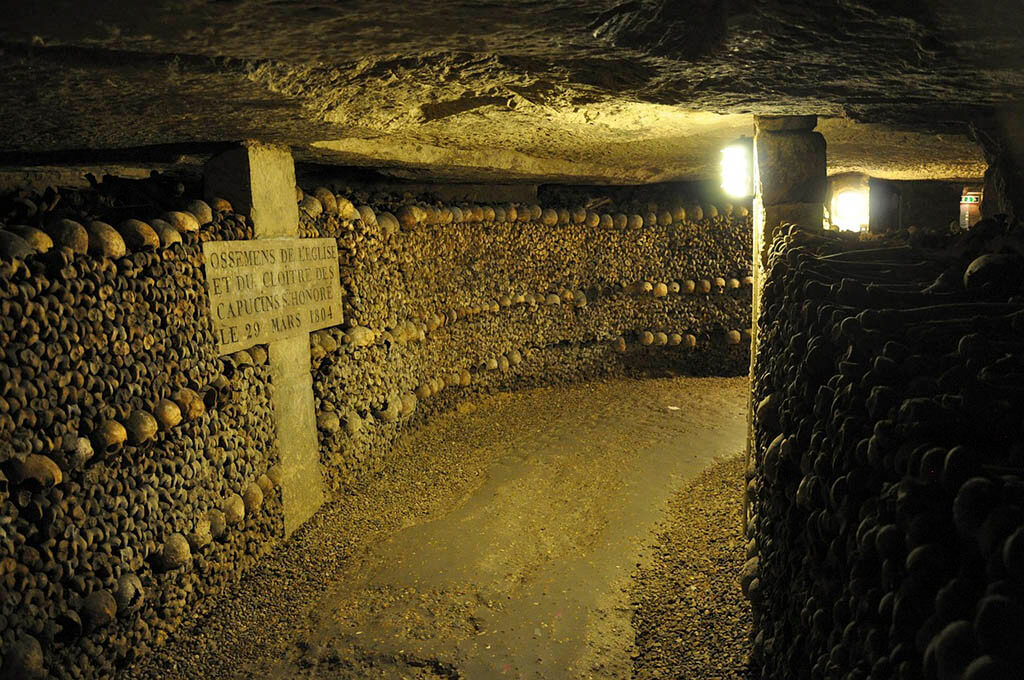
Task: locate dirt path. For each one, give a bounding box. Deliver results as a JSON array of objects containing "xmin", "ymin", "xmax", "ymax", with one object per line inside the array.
[
  {"xmin": 130, "ymin": 376, "xmax": 747, "ymax": 679},
  {"xmin": 631, "ymin": 456, "xmax": 753, "ymax": 679}
]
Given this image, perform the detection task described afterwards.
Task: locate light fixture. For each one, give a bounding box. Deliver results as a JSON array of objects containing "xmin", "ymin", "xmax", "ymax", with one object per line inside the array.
[
  {"xmin": 720, "ymin": 140, "xmax": 752, "ymax": 198},
  {"xmin": 832, "ymin": 189, "xmax": 870, "ymax": 232}
]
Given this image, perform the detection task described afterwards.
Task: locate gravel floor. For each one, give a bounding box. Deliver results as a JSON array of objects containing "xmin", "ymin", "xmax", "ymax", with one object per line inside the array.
[
  {"xmin": 631, "ymin": 455, "xmax": 753, "ymax": 679},
  {"xmin": 126, "ymin": 376, "xmax": 749, "ymax": 679}
]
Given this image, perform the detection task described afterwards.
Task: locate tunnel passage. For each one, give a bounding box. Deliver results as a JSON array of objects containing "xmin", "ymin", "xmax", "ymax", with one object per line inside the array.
[
  {"xmin": 2, "ymin": 0, "xmax": 1023, "ymax": 671},
  {"xmin": 0, "ymin": 170, "xmax": 752, "ymax": 678}
]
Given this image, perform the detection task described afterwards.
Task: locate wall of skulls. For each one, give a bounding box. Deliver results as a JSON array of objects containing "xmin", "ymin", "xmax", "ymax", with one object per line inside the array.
[
  {"xmin": 747, "ymin": 222, "xmax": 1024, "ymax": 679},
  {"xmin": 0, "ymin": 176, "xmax": 752, "ymax": 678},
  {"xmin": 0, "ymin": 187, "xmax": 283, "ymax": 680},
  {"xmin": 296, "ymin": 186, "xmax": 753, "ymax": 491}
]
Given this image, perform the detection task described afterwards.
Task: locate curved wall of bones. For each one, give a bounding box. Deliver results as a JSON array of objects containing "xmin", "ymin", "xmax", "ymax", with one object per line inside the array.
[
  {"xmin": 297, "ymin": 186, "xmax": 753, "ymax": 491},
  {"xmin": 0, "ymin": 177, "xmax": 750, "ymax": 677},
  {"xmin": 748, "ymin": 223, "xmax": 1024, "ymax": 680}
]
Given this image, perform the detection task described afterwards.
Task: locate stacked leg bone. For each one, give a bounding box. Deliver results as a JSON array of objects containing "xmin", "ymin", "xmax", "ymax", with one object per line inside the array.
[
  {"xmin": 749, "ymin": 221, "xmax": 1024, "ymax": 680},
  {"xmin": 0, "ymin": 183, "xmax": 281, "ymax": 679}
]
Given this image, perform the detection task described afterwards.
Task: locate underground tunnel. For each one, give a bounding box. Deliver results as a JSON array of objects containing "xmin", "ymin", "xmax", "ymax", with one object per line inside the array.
[{"xmin": 1, "ymin": 1, "xmax": 1024, "ymax": 679}]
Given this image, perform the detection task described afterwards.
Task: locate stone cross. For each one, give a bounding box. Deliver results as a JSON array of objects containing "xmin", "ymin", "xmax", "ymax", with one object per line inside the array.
[{"xmin": 204, "ymin": 141, "xmax": 327, "ymax": 537}]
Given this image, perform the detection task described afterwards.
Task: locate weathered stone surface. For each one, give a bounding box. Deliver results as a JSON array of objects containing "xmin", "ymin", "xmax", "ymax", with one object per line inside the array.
[
  {"xmin": 0, "ymin": 2, "xmax": 1008, "ymax": 183},
  {"xmin": 749, "ymin": 119, "xmax": 827, "ymax": 482},
  {"xmin": 763, "ymin": 204, "xmax": 825, "ymax": 233},
  {"xmin": 204, "ymin": 143, "xmax": 299, "ymax": 235},
  {"xmin": 269, "ymin": 335, "xmax": 323, "ymax": 536},
  {"xmin": 206, "ymin": 143, "xmax": 323, "ymax": 537},
  {"xmin": 976, "ymin": 107, "xmax": 1024, "ymax": 223},
  {"xmin": 755, "ymin": 132, "xmax": 827, "ymax": 206},
  {"xmin": 201, "ymin": 237, "xmax": 342, "ymax": 354},
  {"xmin": 755, "ymin": 115, "xmax": 817, "ymax": 133}
]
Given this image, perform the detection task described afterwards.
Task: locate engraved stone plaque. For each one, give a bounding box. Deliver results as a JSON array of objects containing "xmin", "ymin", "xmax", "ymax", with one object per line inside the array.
[{"xmin": 202, "ymin": 238, "xmax": 342, "ymax": 354}]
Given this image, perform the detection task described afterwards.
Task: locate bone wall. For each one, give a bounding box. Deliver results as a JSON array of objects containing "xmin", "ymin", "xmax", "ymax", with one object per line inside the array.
[
  {"xmin": 0, "ymin": 175, "xmax": 752, "ymax": 678},
  {"xmin": 0, "ymin": 186, "xmax": 282, "ymax": 680},
  {"xmin": 748, "ymin": 223, "xmax": 1024, "ymax": 679},
  {"xmin": 295, "ymin": 187, "xmax": 753, "ymax": 492}
]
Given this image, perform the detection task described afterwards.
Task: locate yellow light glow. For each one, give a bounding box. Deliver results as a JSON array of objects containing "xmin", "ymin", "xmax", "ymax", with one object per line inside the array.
[
  {"xmin": 721, "ymin": 144, "xmax": 752, "ymax": 198},
  {"xmin": 832, "ymin": 189, "xmax": 870, "ymax": 231}
]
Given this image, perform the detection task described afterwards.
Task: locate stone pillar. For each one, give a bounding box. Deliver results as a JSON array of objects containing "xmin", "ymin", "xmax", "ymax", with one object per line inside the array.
[
  {"xmin": 204, "ymin": 141, "xmax": 324, "ymax": 537},
  {"xmin": 974, "ymin": 105, "xmax": 1024, "ymax": 223},
  {"xmin": 746, "ymin": 116, "xmax": 826, "ymax": 527},
  {"xmin": 753, "ymin": 115, "xmax": 826, "ymax": 263}
]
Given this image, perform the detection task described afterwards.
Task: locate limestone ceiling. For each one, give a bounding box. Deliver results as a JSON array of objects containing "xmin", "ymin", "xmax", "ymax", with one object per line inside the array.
[{"xmin": 1, "ymin": 0, "xmax": 1021, "ymax": 184}]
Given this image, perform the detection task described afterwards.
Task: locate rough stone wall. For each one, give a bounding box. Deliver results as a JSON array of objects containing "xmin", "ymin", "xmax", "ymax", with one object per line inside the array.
[
  {"xmin": 296, "ymin": 187, "xmax": 753, "ymax": 491},
  {"xmin": 748, "ymin": 223, "xmax": 1024, "ymax": 679},
  {"xmin": 867, "ymin": 180, "xmax": 965, "ymax": 234},
  {"xmin": 0, "ymin": 185, "xmax": 283, "ymax": 679},
  {"xmin": 974, "ymin": 108, "xmax": 1024, "ymax": 225}
]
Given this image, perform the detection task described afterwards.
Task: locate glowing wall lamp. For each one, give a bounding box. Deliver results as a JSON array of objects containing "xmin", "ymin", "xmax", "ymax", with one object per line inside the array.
[
  {"xmin": 831, "ymin": 189, "xmax": 870, "ymax": 232},
  {"xmin": 720, "ymin": 139, "xmax": 753, "ymax": 198}
]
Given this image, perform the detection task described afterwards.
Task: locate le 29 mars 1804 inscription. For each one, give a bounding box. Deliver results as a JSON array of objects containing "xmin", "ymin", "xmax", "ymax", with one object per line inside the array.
[{"xmin": 202, "ymin": 238, "xmax": 343, "ymax": 354}]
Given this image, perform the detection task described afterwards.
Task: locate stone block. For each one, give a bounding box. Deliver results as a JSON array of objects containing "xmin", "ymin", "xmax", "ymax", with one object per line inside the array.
[
  {"xmin": 755, "ymin": 131, "xmax": 827, "ymax": 206},
  {"xmin": 270, "ymin": 333, "xmax": 315, "ymax": 380},
  {"xmin": 270, "ymin": 334, "xmax": 323, "ymax": 535},
  {"xmin": 754, "ymin": 115, "xmax": 817, "ymax": 133},
  {"xmin": 204, "ymin": 141, "xmax": 299, "ymax": 237},
  {"xmin": 272, "ymin": 370, "xmax": 324, "ymax": 536},
  {"xmin": 763, "ymin": 202, "xmax": 824, "ymax": 232},
  {"xmin": 755, "ymin": 202, "xmax": 824, "ymax": 265}
]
